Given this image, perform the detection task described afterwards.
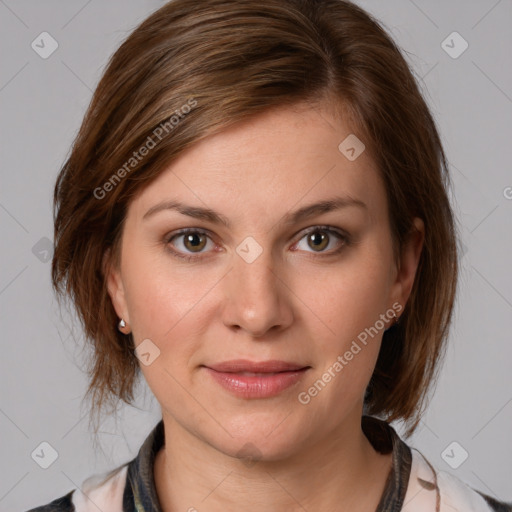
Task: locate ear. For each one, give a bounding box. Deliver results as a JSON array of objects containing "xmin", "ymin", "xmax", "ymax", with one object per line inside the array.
[
  {"xmin": 390, "ymin": 217, "xmax": 425, "ymax": 311},
  {"xmin": 103, "ymin": 248, "xmax": 130, "ymax": 324}
]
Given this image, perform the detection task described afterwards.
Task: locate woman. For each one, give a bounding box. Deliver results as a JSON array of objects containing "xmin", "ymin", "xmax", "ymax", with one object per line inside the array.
[{"xmin": 28, "ymin": 0, "xmax": 511, "ymax": 510}]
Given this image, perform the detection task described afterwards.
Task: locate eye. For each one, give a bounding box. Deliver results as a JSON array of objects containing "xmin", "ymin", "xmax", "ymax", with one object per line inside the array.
[
  {"xmin": 291, "ymin": 226, "xmax": 348, "ymax": 255},
  {"xmin": 165, "ymin": 225, "xmax": 349, "ymax": 262},
  {"xmin": 165, "ymin": 229, "xmax": 216, "ymax": 260}
]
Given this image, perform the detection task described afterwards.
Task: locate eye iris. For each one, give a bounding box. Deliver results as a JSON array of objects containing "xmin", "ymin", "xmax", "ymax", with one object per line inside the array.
[
  {"xmin": 184, "ymin": 233, "xmax": 206, "ymax": 252},
  {"xmin": 308, "ymin": 230, "xmax": 328, "ymax": 251}
]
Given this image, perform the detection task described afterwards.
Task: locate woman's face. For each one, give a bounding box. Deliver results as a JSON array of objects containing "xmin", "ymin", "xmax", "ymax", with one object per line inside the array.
[{"xmin": 107, "ymin": 101, "xmax": 423, "ymax": 460}]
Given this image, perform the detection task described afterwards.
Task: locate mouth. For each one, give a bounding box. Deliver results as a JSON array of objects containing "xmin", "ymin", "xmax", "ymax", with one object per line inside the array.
[
  {"xmin": 205, "ymin": 359, "xmax": 309, "ymax": 373},
  {"xmin": 202, "ymin": 360, "xmax": 311, "ymax": 399}
]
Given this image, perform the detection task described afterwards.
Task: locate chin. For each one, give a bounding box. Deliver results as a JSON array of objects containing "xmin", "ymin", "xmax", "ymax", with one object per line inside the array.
[{"xmin": 209, "ymin": 414, "xmax": 310, "ymax": 463}]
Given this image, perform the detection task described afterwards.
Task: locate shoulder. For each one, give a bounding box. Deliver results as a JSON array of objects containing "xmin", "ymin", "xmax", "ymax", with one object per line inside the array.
[
  {"xmin": 27, "ymin": 419, "xmax": 164, "ymax": 512},
  {"xmin": 403, "ymin": 447, "xmax": 512, "ymax": 511},
  {"xmin": 25, "ymin": 464, "xmax": 128, "ymax": 512}
]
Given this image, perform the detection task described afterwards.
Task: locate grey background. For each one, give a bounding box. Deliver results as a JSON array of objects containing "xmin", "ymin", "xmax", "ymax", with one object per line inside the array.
[{"xmin": 0, "ymin": 0, "xmax": 511, "ymax": 509}]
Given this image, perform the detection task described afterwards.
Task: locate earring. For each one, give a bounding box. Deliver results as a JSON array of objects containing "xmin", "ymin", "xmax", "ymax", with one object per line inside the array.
[
  {"xmin": 385, "ymin": 311, "xmax": 400, "ymax": 332},
  {"xmin": 118, "ymin": 318, "xmax": 128, "ymax": 332}
]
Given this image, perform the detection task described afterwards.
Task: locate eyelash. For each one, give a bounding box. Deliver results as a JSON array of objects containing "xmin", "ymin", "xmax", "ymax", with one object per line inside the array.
[{"xmin": 164, "ymin": 226, "xmax": 351, "ymax": 262}]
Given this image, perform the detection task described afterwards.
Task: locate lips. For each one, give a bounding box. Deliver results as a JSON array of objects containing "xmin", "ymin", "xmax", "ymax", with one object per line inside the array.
[
  {"xmin": 203, "ymin": 360, "xmax": 311, "ymax": 399},
  {"xmin": 205, "ymin": 359, "xmax": 309, "ymax": 373}
]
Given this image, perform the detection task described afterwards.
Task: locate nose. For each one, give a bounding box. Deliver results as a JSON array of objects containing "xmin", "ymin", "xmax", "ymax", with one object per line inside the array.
[{"xmin": 221, "ymin": 246, "xmax": 294, "ymax": 338}]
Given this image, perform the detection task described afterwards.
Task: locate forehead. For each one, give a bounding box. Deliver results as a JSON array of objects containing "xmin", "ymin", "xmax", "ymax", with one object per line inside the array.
[{"xmin": 129, "ymin": 102, "xmax": 385, "ymax": 224}]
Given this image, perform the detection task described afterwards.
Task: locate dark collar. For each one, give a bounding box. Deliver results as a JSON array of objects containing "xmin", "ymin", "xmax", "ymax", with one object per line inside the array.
[
  {"xmin": 123, "ymin": 415, "xmax": 412, "ymax": 511},
  {"xmin": 362, "ymin": 415, "xmax": 412, "ymax": 511}
]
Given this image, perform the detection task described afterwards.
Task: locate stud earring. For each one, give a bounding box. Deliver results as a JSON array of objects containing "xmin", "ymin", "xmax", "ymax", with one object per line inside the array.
[
  {"xmin": 385, "ymin": 310, "xmax": 400, "ymax": 332},
  {"xmin": 118, "ymin": 318, "xmax": 128, "ymax": 332}
]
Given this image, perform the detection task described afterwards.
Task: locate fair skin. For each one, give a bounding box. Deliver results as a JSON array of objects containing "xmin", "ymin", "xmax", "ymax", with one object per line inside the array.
[{"xmin": 106, "ymin": 101, "xmax": 424, "ymax": 512}]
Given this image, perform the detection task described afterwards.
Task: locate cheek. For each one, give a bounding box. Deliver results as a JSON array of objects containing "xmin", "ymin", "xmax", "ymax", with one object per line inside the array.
[
  {"xmin": 295, "ymin": 249, "xmax": 392, "ymax": 344},
  {"xmin": 120, "ymin": 241, "xmax": 208, "ymax": 341},
  {"xmin": 297, "ymin": 271, "xmax": 388, "ymax": 409},
  {"xmin": 122, "ymin": 257, "xmax": 211, "ymax": 396},
  {"xmin": 290, "ymin": 240, "xmax": 394, "ymax": 403},
  {"xmin": 119, "ymin": 243, "xmax": 224, "ymax": 394}
]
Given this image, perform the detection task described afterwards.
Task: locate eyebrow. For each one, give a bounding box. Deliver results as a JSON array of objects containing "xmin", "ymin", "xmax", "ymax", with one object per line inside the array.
[{"xmin": 142, "ymin": 195, "xmax": 367, "ymax": 227}]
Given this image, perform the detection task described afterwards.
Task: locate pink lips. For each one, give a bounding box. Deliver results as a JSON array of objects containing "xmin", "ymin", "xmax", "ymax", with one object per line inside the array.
[{"xmin": 203, "ymin": 359, "xmax": 310, "ymax": 399}]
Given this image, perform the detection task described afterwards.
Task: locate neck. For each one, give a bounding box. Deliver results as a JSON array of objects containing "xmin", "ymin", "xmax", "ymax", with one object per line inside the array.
[{"xmin": 154, "ymin": 409, "xmax": 393, "ymax": 512}]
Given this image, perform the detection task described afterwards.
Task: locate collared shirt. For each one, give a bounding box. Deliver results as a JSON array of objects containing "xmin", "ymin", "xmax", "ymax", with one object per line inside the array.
[{"xmin": 27, "ymin": 416, "xmax": 512, "ymax": 511}]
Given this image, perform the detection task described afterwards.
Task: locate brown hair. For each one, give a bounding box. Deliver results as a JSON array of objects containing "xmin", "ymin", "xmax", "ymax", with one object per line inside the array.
[{"xmin": 52, "ymin": 0, "xmax": 458, "ymax": 438}]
